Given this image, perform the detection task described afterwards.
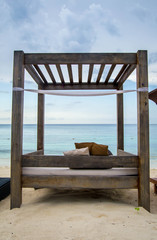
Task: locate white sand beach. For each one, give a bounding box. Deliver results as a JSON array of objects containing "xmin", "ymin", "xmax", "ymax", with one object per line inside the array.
[{"xmin": 0, "ymin": 167, "xmax": 157, "ymax": 240}]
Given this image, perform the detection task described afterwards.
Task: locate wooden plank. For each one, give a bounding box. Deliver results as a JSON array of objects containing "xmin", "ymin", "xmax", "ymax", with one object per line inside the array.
[
  {"xmin": 44, "ymin": 64, "xmax": 56, "ymax": 84},
  {"xmin": 22, "ymin": 175, "xmax": 138, "ymax": 189},
  {"xmin": 87, "ymin": 64, "xmax": 94, "ymax": 83},
  {"xmin": 96, "ymin": 64, "xmax": 105, "ymax": 84},
  {"xmin": 67, "ymin": 64, "xmax": 73, "ymax": 84},
  {"xmin": 117, "ymin": 86, "xmax": 124, "ymax": 151},
  {"xmin": 22, "ymin": 155, "xmax": 139, "ymax": 168},
  {"xmin": 11, "ymin": 51, "xmax": 24, "ymax": 209},
  {"xmin": 25, "ymin": 65, "xmax": 44, "ymax": 86},
  {"xmin": 24, "ymin": 53, "xmax": 137, "ymax": 65},
  {"xmin": 117, "ymin": 149, "xmax": 136, "ymax": 156},
  {"xmin": 137, "ymin": 50, "xmax": 150, "ymax": 211},
  {"xmin": 117, "ymin": 64, "xmax": 136, "ymax": 89},
  {"xmin": 150, "ymin": 178, "xmax": 157, "ymax": 194},
  {"xmin": 113, "ymin": 64, "xmax": 128, "ymax": 84},
  {"xmin": 42, "ymin": 83, "xmax": 117, "ymax": 90},
  {"xmin": 104, "ymin": 64, "xmax": 116, "ymax": 84},
  {"xmin": 37, "ymin": 86, "xmax": 44, "ymax": 152},
  {"xmin": 56, "ymin": 64, "xmax": 65, "ymax": 84},
  {"xmin": 78, "ymin": 64, "xmax": 82, "ymax": 83},
  {"xmin": 33, "ymin": 65, "xmax": 48, "ymax": 84},
  {"xmin": 23, "ymin": 150, "xmax": 44, "ymax": 156}
]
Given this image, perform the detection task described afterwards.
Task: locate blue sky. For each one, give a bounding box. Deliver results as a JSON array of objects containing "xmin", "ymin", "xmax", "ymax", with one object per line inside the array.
[{"xmin": 0, "ymin": 0, "xmax": 157, "ymax": 124}]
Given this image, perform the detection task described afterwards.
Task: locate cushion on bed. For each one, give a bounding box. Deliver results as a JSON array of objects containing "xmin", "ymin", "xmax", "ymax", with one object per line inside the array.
[
  {"xmin": 91, "ymin": 143, "xmax": 108, "ymax": 156},
  {"xmin": 63, "ymin": 147, "xmax": 90, "ymax": 156},
  {"xmin": 75, "ymin": 142, "xmax": 94, "ymax": 154}
]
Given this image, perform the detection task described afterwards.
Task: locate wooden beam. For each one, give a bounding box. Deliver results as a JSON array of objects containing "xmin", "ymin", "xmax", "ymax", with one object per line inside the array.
[
  {"xmin": 22, "ymin": 155, "xmax": 139, "ymax": 168},
  {"xmin": 117, "ymin": 86, "xmax": 124, "ymax": 151},
  {"xmin": 56, "ymin": 64, "xmax": 65, "ymax": 84},
  {"xmin": 104, "ymin": 64, "xmax": 116, "ymax": 84},
  {"xmin": 96, "ymin": 64, "xmax": 105, "ymax": 84},
  {"xmin": 117, "ymin": 64, "xmax": 136, "ymax": 89},
  {"xmin": 44, "ymin": 64, "xmax": 56, "ymax": 84},
  {"xmin": 37, "ymin": 86, "xmax": 44, "ymax": 152},
  {"xmin": 24, "ymin": 53, "xmax": 137, "ymax": 65},
  {"xmin": 78, "ymin": 64, "xmax": 82, "ymax": 83},
  {"xmin": 136, "ymin": 50, "xmax": 150, "ymax": 211},
  {"xmin": 87, "ymin": 64, "xmax": 94, "ymax": 83},
  {"xmin": 11, "ymin": 51, "xmax": 24, "ymax": 209},
  {"xmin": 117, "ymin": 149, "xmax": 135, "ymax": 156},
  {"xmin": 23, "ymin": 150, "xmax": 44, "ymax": 156},
  {"xmin": 34, "ymin": 64, "xmax": 48, "ymax": 84},
  {"xmin": 25, "ymin": 65, "xmax": 44, "ymax": 86},
  {"xmin": 67, "ymin": 64, "xmax": 73, "ymax": 84},
  {"xmin": 42, "ymin": 83, "xmax": 117, "ymax": 90},
  {"xmin": 22, "ymin": 175, "xmax": 138, "ymax": 189},
  {"xmin": 113, "ymin": 64, "xmax": 128, "ymax": 84}
]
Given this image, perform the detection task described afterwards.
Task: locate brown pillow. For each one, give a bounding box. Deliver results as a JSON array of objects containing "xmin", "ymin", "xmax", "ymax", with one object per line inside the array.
[
  {"xmin": 75, "ymin": 142, "xmax": 94, "ymax": 154},
  {"xmin": 91, "ymin": 143, "xmax": 108, "ymax": 156}
]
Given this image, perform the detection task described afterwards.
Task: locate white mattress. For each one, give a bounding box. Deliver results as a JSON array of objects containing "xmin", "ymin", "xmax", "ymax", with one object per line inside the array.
[{"xmin": 22, "ymin": 167, "xmax": 138, "ymax": 177}]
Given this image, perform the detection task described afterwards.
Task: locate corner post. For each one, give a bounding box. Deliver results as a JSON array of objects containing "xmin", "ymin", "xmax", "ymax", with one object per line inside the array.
[
  {"xmin": 37, "ymin": 86, "xmax": 45, "ymax": 153},
  {"xmin": 117, "ymin": 86, "xmax": 124, "ymax": 153},
  {"xmin": 137, "ymin": 50, "xmax": 150, "ymax": 211},
  {"xmin": 11, "ymin": 51, "xmax": 24, "ymax": 209}
]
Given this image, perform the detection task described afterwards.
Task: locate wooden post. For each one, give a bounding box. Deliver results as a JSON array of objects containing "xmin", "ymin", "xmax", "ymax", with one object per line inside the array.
[
  {"xmin": 117, "ymin": 86, "xmax": 124, "ymax": 152},
  {"xmin": 37, "ymin": 86, "xmax": 44, "ymax": 153},
  {"xmin": 137, "ymin": 50, "xmax": 150, "ymax": 211},
  {"xmin": 11, "ymin": 51, "xmax": 24, "ymax": 209}
]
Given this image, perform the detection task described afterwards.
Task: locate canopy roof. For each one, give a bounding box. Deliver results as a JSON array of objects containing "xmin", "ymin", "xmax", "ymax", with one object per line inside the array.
[{"xmin": 24, "ymin": 53, "xmax": 137, "ymax": 90}]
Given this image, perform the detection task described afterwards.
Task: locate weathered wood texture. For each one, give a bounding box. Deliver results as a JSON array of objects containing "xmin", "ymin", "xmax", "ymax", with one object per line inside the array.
[
  {"xmin": 24, "ymin": 53, "xmax": 137, "ymax": 64},
  {"xmin": 23, "ymin": 150, "xmax": 44, "ymax": 156},
  {"xmin": 42, "ymin": 83, "xmax": 117, "ymax": 90},
  {"xmin": 44, "ymin": 64, "xmax": 56, "ymax": 84},
  {"xmin": 118, "ymin": 64, "xmax": 136, "ymax": 88},
  {"xmin": 25, "ymin": 65, "xmax": 44, "ymax": 86},
  {"xmin": 37, "ymin": 86, "xmax": 44, "ymax": 152},
  {"xmin": 117, "ymin": 86, "xmax": 124, "ymax": 151},
  {"xmin": 117, "ymin": 149, "xmax": 136, "ymax": 156},
  {"xmin": 137, "ymin": 50, "xmax": 150, "ymax": 211},
  {"xmin": 150, "ymin": 178, "xmax": 157, "ymax": 194},
  {"xmin": 22, "ymin": 155, "xmax": 139, "ymax": 168},
  {"xmin": 22, "ymin": 175, "xmax": 138, "ymax": 189},
  {"xmin": 11, "ymin": 51, "xmax": 24, "ymax": 209}
]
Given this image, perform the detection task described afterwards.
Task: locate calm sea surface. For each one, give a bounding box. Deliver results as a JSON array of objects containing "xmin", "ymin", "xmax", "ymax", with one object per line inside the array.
[{"xmin": 0, "ymin": 124, "xmax": 157, "ymax": 168}]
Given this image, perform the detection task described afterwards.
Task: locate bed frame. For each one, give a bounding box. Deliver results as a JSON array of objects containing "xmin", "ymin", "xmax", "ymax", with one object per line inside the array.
[{"xmin": 11, "ymin": 51, "xmax": 150, "ymax": 211}]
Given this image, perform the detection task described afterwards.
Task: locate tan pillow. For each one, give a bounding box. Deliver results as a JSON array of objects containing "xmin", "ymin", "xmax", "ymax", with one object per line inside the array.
[
  {"xmin": 75, "ymin": 142, "xmax": 94, "ymax": 154},
  {"xmin": 63, "ymin": 147, "xmax": 90, "ymax": 156},
  {"xmin": 91, "ymin": 143, "xmax": 108, "ymax": 156}
]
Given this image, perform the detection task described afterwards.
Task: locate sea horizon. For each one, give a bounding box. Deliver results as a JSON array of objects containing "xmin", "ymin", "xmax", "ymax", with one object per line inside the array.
[{"xmin": 0, "ymin": 124, "xmax": 157, "ymax": 168}]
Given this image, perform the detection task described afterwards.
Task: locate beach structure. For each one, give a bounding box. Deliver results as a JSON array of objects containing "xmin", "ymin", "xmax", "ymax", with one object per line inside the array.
[{"xmin": 11, "ymin": 50, "xmax": 150, "ymax": 211}]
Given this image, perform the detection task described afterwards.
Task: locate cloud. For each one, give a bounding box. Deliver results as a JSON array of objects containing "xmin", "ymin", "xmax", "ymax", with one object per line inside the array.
[
  {"xmin": 149, "ymin": 52, "xmax": 157, "ymax": 64},
  {"xmin": 130, "ymin": 4, "xmax": 148, "ymax": 22}
]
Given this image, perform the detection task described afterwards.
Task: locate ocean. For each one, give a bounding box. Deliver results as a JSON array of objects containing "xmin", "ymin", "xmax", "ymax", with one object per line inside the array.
[{"xmin": 0, "ymin": 124, "xmax": 157, "ymax": 168}]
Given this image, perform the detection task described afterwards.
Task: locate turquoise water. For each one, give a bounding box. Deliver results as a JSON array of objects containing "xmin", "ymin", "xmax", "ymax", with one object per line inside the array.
[{"xmin": 0, "ymin": 124, "xmax": 157, "ymax": 168}]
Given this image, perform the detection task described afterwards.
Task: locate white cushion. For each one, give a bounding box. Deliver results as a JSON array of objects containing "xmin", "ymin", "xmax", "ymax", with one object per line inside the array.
[{"xmin": 63, "ymin": 147, "xmax": 89, "ymax": 156}]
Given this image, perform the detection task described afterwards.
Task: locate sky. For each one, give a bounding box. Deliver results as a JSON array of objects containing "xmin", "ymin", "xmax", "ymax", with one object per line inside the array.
[{"xmin": 0, "ymin": 0, "xmax": 157, "ymax": 124}]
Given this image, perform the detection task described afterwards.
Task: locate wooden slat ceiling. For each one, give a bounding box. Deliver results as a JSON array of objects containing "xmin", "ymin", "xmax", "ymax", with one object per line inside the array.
[{"xmin": 24, "ymin": 53, "xmax": 137, "ymax": 90}]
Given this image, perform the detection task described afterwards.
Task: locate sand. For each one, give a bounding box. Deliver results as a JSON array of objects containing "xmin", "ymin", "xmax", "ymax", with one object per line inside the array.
[{"xmin": 0, "ymin": 167, "xmax": 157, "ymax": 240}]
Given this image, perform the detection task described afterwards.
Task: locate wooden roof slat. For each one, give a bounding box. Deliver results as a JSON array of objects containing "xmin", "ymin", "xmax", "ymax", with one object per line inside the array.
[
  {"xmin": 25, "ymin": 65, "xmax": 44, "ymax": 86},
  {"xmin": 87, "ymin": 64, "xmax": 94, "ymax": 83},
  {"xmin": 104, "ymin": 64, "xmax": 116, "ymax": 84},
  {"xmin": 78, "ymin": 64, "xmax": 82, "ymax": 83},
  {"xmin": 113, "ymin": 64, "xmax": 128, "ymax": 84},
  {"xmin": 56, "ymin": 64, "xmax": 65, "ymax": 84},
  {"xmin": 118, "ymin": 64, "xmax": 136, "ymax": 89},
  {"xmin": 43, "ymin": 83, "xmax": 117, "ymax": 90},
  {"xmin": 25, "ymin": 53, "xmax": 137, "ymax": 65},
  {"xmin": 96, "ymin": 64, "xmax": 105, "ymax": 84},
  {"xmin": 44, "ymin": 64, "xmax": 56, "ymax": 84},
  {"xmin": 33, "ymin": 64, "xmax": 48, "ymax": 84},
  {"xmin": 67, "ymin": 64, "xmax": 73, "ymax": 84}
]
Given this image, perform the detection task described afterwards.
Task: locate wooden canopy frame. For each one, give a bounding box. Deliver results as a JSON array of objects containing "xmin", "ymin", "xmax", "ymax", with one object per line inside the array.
[{"xmin": 11, "ymin": 50, "xmax": 150, "ymax": 211}]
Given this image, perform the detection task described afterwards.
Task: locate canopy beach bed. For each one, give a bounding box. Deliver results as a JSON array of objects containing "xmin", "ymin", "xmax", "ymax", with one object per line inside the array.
[{"xmin": 11, "ymin": 50, "xmax": 150, "ymax": 211}]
